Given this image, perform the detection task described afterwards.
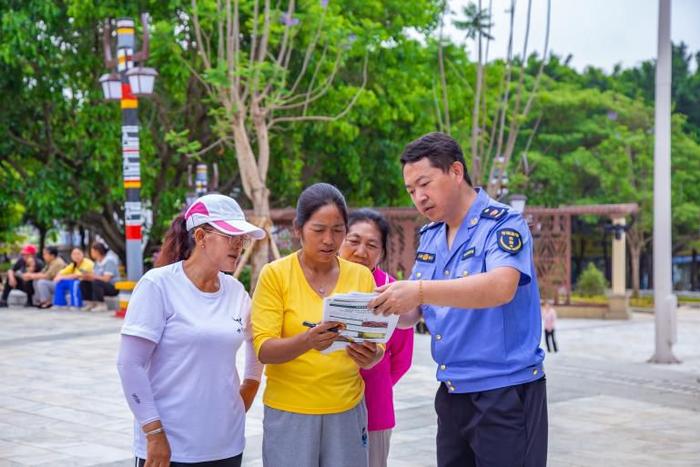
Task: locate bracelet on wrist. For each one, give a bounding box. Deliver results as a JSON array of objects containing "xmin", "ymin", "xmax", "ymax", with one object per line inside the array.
[{"xmin": 144, "ymin": 426, "xmax": 164, "ymax": 437}]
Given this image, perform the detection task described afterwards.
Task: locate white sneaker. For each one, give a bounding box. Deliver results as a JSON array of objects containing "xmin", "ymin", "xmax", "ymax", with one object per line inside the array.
[
  {"xmin": 91, "ymin": 303, "xmax": 108, "ymax": 312},
  {"xmin": 80, "ymin": 301, "xmax": 96, "ymax": 312}
]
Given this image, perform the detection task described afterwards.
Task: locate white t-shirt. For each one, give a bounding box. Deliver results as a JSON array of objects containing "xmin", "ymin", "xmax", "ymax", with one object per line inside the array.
[{"xmin": 121, "ymin": 261, "xmax": 262, "ymax": 463}]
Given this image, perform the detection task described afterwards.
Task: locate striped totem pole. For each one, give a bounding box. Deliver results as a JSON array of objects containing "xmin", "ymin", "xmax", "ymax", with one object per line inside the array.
[
  {"xmin": 195, "ymin": 163, "xmax": 208, "ymax": 197},
  {"xmin": 117, "ymin": 19, "xmax": 143, "ymax": 282}
]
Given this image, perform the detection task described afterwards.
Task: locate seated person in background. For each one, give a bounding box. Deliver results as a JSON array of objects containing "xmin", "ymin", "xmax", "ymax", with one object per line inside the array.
[
  {"xmin": 80, "ymin": 241, "xmax": 121, "ymax": 311},
  {"xmin": 28, "ymin": 246, "xmax": 68, "ymax": 309},
  {"xmin": 53, "ymin": 248, "xmax": 95, "ymax": 309},
  {"xmin": 0, "ymin": 244, "xmax": 44, "ymax": 308}
]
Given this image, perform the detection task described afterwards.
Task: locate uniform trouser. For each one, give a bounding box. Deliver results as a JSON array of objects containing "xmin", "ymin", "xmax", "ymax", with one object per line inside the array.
[
  {"xmin": 368, "ymin": 429, "xmax": 392, "ymax": 467},
  {"xmin": 1, "ymin": 276, "xmax": 34, "ymax": 304},
  {"xmin": 544, "ymin": 330, "xmax": 558, "ymax": 353},
  {"xmin": 53, "ymin": 279, "xmax": 82, "ymax": 307},
  {"xmin": 79, "ymin": 279, "xmax": 117, "ymax": 302},
  {"xmin": 435, "ymin": 377, "xmax": 548, "ymax": 467},
  {"xmin": 36, "ymin": 279, "xmax": 56, "ymax": 303},
  {"xmin": 262, "ymin": 401, "xmax": 368, "ymax": 467},
  {"xmin": 136, "ymin": 454, "xmax": 242, "ymax": 466}
]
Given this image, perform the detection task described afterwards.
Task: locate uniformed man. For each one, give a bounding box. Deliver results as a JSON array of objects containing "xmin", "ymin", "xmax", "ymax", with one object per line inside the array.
[{"xmin": 369, "ymin": 132, "xmax": 547, "ymax": 467}]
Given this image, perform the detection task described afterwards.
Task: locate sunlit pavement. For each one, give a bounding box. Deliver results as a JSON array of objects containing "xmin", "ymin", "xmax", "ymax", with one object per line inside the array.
[{"xmin": 1, "ymin": 306, "xmax": 699, "ymax": 466}]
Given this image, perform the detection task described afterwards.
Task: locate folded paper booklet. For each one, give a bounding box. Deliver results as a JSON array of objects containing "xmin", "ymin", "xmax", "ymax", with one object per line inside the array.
[{"xmin": 321, "ymin": 292, "xmax": 399, "ymax": 354}]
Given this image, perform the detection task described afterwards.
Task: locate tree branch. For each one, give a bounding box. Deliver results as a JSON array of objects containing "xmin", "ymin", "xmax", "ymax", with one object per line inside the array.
[
  {"xmin": 286, "ymin": 6, "xmax": 327, "ymax": 97},
  {"xmin": 1, "ymin": 157, "xmax": 30, "ymax": 179},
  {"xmin": 191, "ymin": 0, "xmax": 213, "ymax": 70},
  {"xmin": 269, "ymin": 53, "xmax": 368, "ymax": 128},
  {"xmin": 487, "ymin": 0, "xmax": 516, "ymax": 195},
  {"xmin": 520, "ymin": 0, "xmax": 551, "ymax": 118},
  {"xmin": 186, "ymin": 136, "xmax": 231, "ymax": 158},
  {"xmin": 437, "ymin": 1, "xmax": 451, "ymax": 134},
  {"xmin": 272, "ymin": 48, "xmax": 341, "ymax": 111}
]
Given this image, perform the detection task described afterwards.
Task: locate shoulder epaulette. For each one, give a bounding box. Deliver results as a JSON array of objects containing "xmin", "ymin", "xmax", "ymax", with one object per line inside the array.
[
  {"xmin": 419, "ymin": 221, "xmax": 442, "ymax": 234},
  {"xmin": 480, "ymin": 206, "xmax": 509, "ymax": 220}
]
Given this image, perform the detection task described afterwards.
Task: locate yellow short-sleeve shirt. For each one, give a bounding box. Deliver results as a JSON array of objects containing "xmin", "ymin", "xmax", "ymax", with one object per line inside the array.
[
  {"xmin": 251, "ymin": 252, "xmax": 376, "ymax": 414},
  {"xmin": 58, "ymin": 258, "xmax": 95, "ymax": 276}
]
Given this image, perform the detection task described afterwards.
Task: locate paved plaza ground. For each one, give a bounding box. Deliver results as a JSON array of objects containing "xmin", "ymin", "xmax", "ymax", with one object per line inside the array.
[{"xmin": 0, "ymin": 305, "xmax": 699, "ymax": 466}]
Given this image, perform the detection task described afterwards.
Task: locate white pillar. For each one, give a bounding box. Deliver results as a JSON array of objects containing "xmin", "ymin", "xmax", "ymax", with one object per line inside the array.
[
  {"xmin": 611, "ymin": 217, "xmax": 626, "ymax": 296},
  {"xmin": 650, "ymin": 0, "xmax": 679, "ymax": 363}
]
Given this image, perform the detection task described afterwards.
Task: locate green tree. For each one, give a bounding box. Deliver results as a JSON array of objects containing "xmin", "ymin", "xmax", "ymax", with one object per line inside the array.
[{"xmin": 186, "ymin": 0, "xmax": 440, "ymax": 282}]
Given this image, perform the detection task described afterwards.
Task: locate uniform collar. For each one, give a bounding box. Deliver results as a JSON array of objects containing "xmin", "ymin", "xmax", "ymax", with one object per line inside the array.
[
  {"xmin": 436, "ymin": 187, "xmax": 489, "ymax": 255},
  {"xmin": 465, "ymin": 187, "xmax": 490, "ymax": 229}
]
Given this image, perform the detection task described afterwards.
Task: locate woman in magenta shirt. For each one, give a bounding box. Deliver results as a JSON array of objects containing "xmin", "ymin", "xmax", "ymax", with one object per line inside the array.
[{"xmin": 339, "ymin": 208, "xmax": 414, "ymax": 467}]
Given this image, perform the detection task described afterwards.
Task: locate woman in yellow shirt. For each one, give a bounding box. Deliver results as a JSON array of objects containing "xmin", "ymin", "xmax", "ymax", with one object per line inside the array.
[
  {"xmin": 252, "ymin": 183, "xmax": 384, "ymax": 467},
  {"xmin": 53, "ymin": 247, "xmax": 94, "ymax": 309}
]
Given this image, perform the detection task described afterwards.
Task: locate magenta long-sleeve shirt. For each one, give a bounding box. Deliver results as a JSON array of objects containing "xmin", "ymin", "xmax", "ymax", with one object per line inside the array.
[{"xmin": 361, "ymin": 267, "xmax": 414, "ymax": 431}]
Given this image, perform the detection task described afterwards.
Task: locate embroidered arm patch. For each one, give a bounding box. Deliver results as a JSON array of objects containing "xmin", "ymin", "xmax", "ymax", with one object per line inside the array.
[{"xmin": 497, "ymin": 229, "xmax": 523, "ymax": 254}]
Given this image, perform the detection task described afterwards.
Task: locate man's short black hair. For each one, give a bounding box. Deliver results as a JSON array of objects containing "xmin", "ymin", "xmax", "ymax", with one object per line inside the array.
[
  {"xmin": 45, "ymin": 246, "xmax": 59, "ymax": 257},
  {"xmin": 400, "ymin": 132, "xmax": 472, "ymax": 186}
]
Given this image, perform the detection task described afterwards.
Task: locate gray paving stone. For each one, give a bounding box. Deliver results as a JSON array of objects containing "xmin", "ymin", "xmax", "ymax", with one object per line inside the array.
[{"xmin": 1, "ymin": 306, "xmax": 699, "ymax": 466}]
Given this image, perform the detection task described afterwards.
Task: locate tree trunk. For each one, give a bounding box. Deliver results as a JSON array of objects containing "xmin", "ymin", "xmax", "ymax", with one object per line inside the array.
[
  {"xmin": 38, "ymin": 225, "xmax": 48, "ymax": 254},
  {"xmin": 437, "ymin": 0, "xmax": 450, "ymax": 134},
  {"xmin": 471, "ymin": 19, "xmax": 484, "ymax": 181},
  {"xmin": 250, "ymin": 187, "xmax": 271, "ymax": 291},
  {"xmin": 230, "ymin": 114, "xmax": 273, "ymax": 291}
]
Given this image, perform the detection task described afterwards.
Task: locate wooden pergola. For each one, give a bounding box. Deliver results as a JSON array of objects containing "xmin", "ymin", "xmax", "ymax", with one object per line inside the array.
[{"xmin": 526, "ymin": 203, "xmax": 638, "ymax": 304}]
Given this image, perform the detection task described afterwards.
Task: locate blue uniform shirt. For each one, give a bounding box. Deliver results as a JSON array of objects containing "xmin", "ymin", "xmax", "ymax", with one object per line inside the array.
[{"xmin": 411, "ymin": 188, "xmax": 545, "ymax": 393}]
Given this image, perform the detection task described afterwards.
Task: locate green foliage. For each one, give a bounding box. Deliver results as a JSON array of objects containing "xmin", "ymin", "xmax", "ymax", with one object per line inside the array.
[
  {"xmin": 575, "ymin": 263, "xmax": 608, "ymax": 297},
  {"xmin": 237, "ymin": 265, "xmax": 252, "ymax": 292},
  {"xmin": 0, "ymin": 0, "xmax": 699, "ymax": 276}
]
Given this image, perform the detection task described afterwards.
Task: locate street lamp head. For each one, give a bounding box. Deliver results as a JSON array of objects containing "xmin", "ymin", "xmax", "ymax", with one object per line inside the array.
[
  {"xmin": 99, "ymin": 73, "xmax": 122, "ymax": 100},
  {"xmin": 509, "ymin": 194, "xmax": 527, "ymax": 213},
  {"xmin": 126, "ymin": 67, "xmax": 158, "ymax": 96}
]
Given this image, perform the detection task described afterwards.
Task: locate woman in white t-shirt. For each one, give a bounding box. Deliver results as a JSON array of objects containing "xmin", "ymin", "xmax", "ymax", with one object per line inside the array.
[{"xmin": 117, "ymin": 194, "xmax": 266, "ymax": 467}]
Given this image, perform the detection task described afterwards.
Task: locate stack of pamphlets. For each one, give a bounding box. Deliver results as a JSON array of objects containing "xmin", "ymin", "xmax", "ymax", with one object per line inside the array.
[{"xmin": 321, "ymin": 292, "xmax": 399, "ymax": 353}]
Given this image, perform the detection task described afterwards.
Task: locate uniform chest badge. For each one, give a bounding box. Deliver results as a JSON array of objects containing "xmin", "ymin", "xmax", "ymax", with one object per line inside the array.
[
  {"xmin": 497, "ymin": 229, "xmax": 523, "ymax": 254},
  {"xmin": 416, "ymin": 252, "xmax": 436, "ymax": 263},
  {"xmin": 461, "ymin": 247, "xmax": 476, "ymax": 260},
  {"xmin": 481, "ymin": 206, "xmax": 508, "ymax": 220}
]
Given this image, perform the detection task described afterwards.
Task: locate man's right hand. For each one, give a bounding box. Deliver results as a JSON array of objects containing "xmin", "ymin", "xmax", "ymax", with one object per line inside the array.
[
  {"xmin": 303, "ymin": 321, "xmax": 343, "ymax": 351},
  {"xmin": 143, "ymin": 420, "xmax": 170, "ymax": 467},
  {"xmin": 144, "ymin": 432, "xmax": 171, "ymax": 467}
]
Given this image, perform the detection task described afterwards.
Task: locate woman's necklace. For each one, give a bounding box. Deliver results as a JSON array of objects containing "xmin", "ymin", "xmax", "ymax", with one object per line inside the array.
[{"xmin": 298, "ymin": 252, "xmax": 336, "ymax": 296}]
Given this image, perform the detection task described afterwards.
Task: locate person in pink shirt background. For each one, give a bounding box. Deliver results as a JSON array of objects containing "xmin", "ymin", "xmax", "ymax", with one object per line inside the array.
[
  {"xmin": 542, "ymin": 299, "xmax": 558, "ymax": 353},
  {"xmin": 339, "ymin": 208, "xmax": 414, "ymax": 467}
]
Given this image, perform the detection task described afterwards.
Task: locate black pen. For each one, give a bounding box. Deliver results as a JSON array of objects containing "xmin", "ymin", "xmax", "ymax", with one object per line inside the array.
[{"xmin": 302, "ymin": 321, "xmax": 340, "ymax": 333}]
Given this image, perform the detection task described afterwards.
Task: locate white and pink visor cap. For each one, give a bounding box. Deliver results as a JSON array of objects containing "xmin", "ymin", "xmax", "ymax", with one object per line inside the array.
[{"xmin": 185, "ymin": 194, "xmax": 266, "ymax": 240}]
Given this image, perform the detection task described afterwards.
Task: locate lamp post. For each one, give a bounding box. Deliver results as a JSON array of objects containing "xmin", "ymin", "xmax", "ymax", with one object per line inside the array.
[
  {"xmin": 100, "ymin": 15, "xmax": 157, "ymax": 282},
  {"xmin": 650, "ymin": 0, "xmax": 679, "ymax": 363}
]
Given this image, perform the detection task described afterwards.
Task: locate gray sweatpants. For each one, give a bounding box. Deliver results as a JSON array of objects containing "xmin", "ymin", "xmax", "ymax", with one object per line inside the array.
[
  {"xmin": 368, "ymin": 429, "xmax": 392, "ymax": 467},
  {"xmin": 35, "ymin": 279, "xmax": 56, "ymax": 303},
  {"xmin": 262, "ymin": 401, "xmax": 368, "ymax": 467}
]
